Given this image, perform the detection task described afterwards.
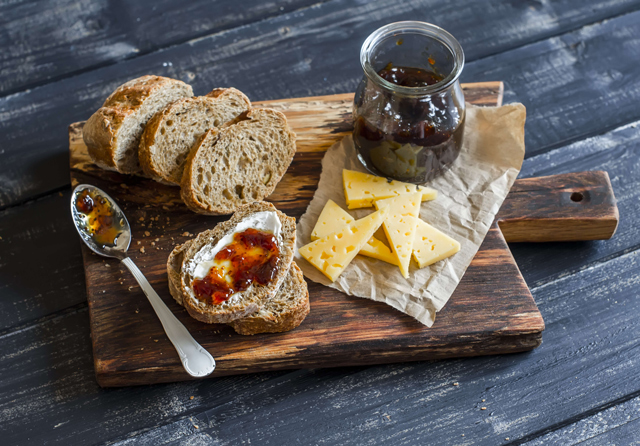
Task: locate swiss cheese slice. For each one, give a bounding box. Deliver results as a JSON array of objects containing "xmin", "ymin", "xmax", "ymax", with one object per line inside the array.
[
  {"xmin": 310, "ymin": 199, "xmax": 398, "ymax": 265},
  {"xmin": 412, "ymin": 219, "xmax": 461, "ymax": 268},
  {"xmin": 299, "ymin": 206, "xmax": 390, "ymax": 282},
  {"xmin": 374, "ymin": 192, "xmax": 422, "ymax": 278},
  {"xmin": 343, "ymin": 169, "xmax": 437, "ymax": 209}
]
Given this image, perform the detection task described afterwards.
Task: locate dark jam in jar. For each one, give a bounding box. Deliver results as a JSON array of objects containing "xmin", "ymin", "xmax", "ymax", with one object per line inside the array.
[
  {"xmin": 74, "ymin": 189, "xmax": 124, "ymax": 247},
  {"xmin": 191, "ymin": 228, "xmax": 281, "ymax": 306},
  {"xmin": 353, "ymin": 64, "xmax": 465, "ymax": 182}
]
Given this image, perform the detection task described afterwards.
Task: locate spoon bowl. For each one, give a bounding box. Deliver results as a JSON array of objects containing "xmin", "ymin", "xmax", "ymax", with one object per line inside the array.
[
  {"xmin": 70, "ymin": 184, "xmax": 215, "ymax": 378},
  {"xmin": 71, "ymin": 184, "xmax": 131, "ymax": 259}
]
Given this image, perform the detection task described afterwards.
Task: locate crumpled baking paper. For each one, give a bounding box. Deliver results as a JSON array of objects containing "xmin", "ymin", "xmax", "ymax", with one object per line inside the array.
[{"xmin": 294, "ymin": 103, "xmax": 526, "ymax": 327}]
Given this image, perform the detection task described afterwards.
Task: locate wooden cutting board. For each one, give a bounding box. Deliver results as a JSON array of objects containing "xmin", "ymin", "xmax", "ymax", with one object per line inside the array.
[{"xmin": 69, "ymin": 82, "xmax": 619, "ymax": 387}]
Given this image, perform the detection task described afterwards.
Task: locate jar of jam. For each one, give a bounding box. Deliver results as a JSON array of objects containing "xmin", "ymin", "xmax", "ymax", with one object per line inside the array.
[{"xmin": 353, "ymin": 21, "xmax": 465, "ymax": 183}]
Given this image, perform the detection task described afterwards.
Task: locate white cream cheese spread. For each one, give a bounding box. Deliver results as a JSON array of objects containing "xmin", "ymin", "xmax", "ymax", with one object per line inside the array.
[{"xmin": 185, "ymin": 211, "xmax": 282, "ymax": 297}]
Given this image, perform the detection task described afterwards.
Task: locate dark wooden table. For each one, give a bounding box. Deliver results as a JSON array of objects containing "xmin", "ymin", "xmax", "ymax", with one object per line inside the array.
[{"xmin": 1, "ymin": 1, "xmax": 639, "ymax": 444}]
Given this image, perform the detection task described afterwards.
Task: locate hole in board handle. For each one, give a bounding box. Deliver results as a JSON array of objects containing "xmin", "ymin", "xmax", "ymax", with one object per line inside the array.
[{"xmin": 570, "ymin": 192, "xmax": 584, "ymax": 202}]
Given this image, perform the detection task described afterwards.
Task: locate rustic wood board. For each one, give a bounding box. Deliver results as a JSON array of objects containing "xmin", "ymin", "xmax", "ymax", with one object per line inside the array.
[{"xmin": 69, "ymin": 82, "xmax": 614, "ymax": 387}]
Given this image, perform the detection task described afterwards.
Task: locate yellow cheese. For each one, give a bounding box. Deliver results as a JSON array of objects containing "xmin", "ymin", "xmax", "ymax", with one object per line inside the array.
[
  {"xmin": 374, "ymin": 192, "xmax": 422, "ymax": 278},
  {"xmin": 299, "ymin": 206, "xmax": 390, "ymax": 282},
  {"xmin": 310, "ymin": 199, "xmax": 398, "ymax": 265},
  {"xmin": 342, "ymin": 169, "xmax": 437, "ymax": 209},
  {"xmin": 412, "ymin": 219, "xmax": 461, "ymax": 268}
]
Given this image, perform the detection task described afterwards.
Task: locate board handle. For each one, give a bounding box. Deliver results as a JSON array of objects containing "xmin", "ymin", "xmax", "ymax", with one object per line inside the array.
[{"xmin": 497, "ymin": 171, "xmax": 619, "ymax": 243}]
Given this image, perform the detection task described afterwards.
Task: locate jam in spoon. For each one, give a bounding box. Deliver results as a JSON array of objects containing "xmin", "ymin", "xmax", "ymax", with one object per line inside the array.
[{"xmin": 70, "ymin": 184, "xmax": 215, "ymax": 378}]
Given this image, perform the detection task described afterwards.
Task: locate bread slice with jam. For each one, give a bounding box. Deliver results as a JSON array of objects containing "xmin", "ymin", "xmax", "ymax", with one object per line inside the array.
[
  {"xmin": 168, "ymin": 243, "xmax": 309, "ymax": 335},
  {"xmin": 171, "ymin": 202, "xmax": 298, "ymax": 325}
]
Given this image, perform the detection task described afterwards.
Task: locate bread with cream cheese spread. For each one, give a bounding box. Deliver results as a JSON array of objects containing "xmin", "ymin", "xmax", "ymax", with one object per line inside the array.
[{"xmin": 170, "ymin": 201, "xmax": 298, "ymax": 325}]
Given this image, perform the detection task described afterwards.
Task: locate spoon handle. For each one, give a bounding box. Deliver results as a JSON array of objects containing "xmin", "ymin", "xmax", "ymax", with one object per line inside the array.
[{"xmin": 121, "ymin": 257, "xmax": 216, "ymax": 378}]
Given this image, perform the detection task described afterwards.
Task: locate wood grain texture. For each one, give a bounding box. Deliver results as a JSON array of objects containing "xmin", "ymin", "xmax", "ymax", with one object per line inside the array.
[
  {"xmin": 3, "ymin": 0, "xmax": 640, "ymax": 208},
  {"xmin": 1, "ymin": 1, "xmax": 639, "ymax": 443},
  {"xmin": 66, "ymin": 86, "xmax": 619, "ymax": 387},
  {"xmin": 0, "ymin": 0, "xmax": 321, "ymax": 96},
  {"xmin": 99, "ymin": 250, "xmax": 640, "ymax": 446},
  {"xmin": 498, "ymin": 171, "xmax": 619, "ymax": 242}
]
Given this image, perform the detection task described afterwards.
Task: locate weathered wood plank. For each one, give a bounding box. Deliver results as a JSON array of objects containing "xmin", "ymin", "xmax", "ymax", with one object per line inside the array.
[
  {"xmin": 0, "ymin": 0, "xmax": 320, "ymax": 96},
  {"xmin": 512, "ymin": 119, "xmax": 640, "ymax": 287},
  {"xmin": 522, "ymin": 394, "xmax": 640, "ymax": 445},
  {"xmin": 0, "ymin": 140, "xmax": 635, "ymax": 441},
  {"xmin": 0, "ymin": 308, "xmax": 286, "ymax": 445},
  {"xmin": 2, "ymin": 1, "xmax": 640, "ymax": 207},
  {"xmin": 28, "ymin": 249, "xmax": 635, "ymax": 446},
  {"xmin": 2, "ymin": 0, "xmax": 638, "ymax": 97},
  {"xmin": 0, "ymin": 191, "xmax": 86, "ymax": 333},
  {"xmin": 498, "ymin": 171, "xmax": 619, "ymax": 242}
]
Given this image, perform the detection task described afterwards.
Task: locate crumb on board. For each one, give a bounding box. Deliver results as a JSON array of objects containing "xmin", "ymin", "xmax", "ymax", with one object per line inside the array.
[
  {"xmin": 453, "ymin": 382, "xmax": 459, "ymax": 386},
  {"xmin": 139, "ymin": 217, "xmax": 144, "ymax": 221},
  {"xmin": 144, "ymin": 231, "xmax": 150, "ymax": 237},
  {"xmin": 137, "ymin": 241, "xmax": 141, "ymax": 245},
  {"xmin": 151, "ymin": 242, "xmax": 156, "ymax": 246},
  {"xmin": 140, "ymin": 247, "xmax": 145, "ymax": 253},
  {"xmin": 481, "ymin": 407, "xmax": 487, "ymax": 410},
  {"xmin": 155, "ymin": 238, "xmax": 160, "ymax": 242},
  {"xmin": 190, "ymin": 396, "xmax": 194, "ymax": 400}
]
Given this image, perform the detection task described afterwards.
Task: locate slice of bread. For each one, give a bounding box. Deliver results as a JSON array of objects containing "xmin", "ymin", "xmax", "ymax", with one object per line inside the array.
[
  {"xmin": 178, "ymin": 202, "xmax": 296, "ymax": 324},
  {"xmin": 168, "ymin": 245, "xmax": 309, "ymax": 335},
  {"xmin": 180, "ymin": 108, "xmax": 297, "ymax": 215},
  {"xmin": 83, "ymin": 75, "xmax": 193, "ymax": 174},
  {"xmin": 228, "ymin": 262, "xmax": 309, "ymax": 335},
  {"xmin": 139, "ymin": 88, "xmax": 251, "ymax": 185}
]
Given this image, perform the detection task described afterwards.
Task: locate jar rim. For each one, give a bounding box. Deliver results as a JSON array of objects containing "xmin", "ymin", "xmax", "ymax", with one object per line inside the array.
[{"xmin": 360, "ymin": 21, "xmax": 465, "ymax": 95}]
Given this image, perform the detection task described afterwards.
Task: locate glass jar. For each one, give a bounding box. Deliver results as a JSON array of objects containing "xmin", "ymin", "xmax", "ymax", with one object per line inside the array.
[{"xmin": 353, "ymin": 21, "xmax": 465, "ymax": 183}]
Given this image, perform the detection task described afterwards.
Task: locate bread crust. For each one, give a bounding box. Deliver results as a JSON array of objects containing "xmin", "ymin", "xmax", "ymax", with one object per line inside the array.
[
  {"xmin": 228, "ymin": 262, "xmax": 310, "ymax": 335},
  {"xmin": 180, "ymin": 108, "xmax": 297, "ymax": 215},
  {"xmin": 83, "ymin": 75, "xmax": 193, "ymax": 174},
  {"xmin": 168, "ymin": 246, "xmax": 309, "ymax": 335},
  {"xmin": 139, "ymin": 88, "xmax": 251, "ymax": 184},
  {"xmin": 178, "ymin": 202, "xmax": 296, "ymax": 324}
]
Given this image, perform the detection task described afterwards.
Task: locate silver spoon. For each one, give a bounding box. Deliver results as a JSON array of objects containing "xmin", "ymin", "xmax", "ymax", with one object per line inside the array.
[{"xmin": 70, "ymin": 184, "xmax": 215, "ymax": 378}]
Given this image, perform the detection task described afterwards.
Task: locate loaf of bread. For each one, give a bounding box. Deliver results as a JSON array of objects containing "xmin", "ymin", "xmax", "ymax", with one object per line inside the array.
[
  {"xmin": 175, "ymin": 202, "xmax": 297, "ymax": 324},
  {"xmin": 139, "ymin": 88, "xmax": 251, "ymax": 185},
  {"xmin": 180, "ymin": 108, "xmax": 296, "ymax": 215},
  {"xmin": 83, "ymin": 75, "xmax": 193, "ymax": 174}
]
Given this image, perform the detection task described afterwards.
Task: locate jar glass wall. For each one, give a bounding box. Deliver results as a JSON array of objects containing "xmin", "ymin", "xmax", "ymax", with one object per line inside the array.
[{"xmin": 353, "ymin": 22, "xmax": 466, "ymax": 183}]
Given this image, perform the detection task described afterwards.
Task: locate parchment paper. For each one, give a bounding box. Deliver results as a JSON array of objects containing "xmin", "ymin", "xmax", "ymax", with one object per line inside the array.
[{"xmin": 295, "ymin": 103, "xmax": 526, "ymax": 327}]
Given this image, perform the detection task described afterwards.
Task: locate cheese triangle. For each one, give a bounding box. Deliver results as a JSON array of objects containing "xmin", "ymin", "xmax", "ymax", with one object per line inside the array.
[
  {"xmin": 299, "ymin": 206, "xmax": 390, "ymax": 282},
  {"xmin": 412, "ymin": 219, "xmax": 461, "ymax": 268},
  {"xmin": 342, "ymin": 169, "xmax": 437, "ymax": 209},
  {"xmin": 310, "ymin": 199, "xmax": 398, "ymax": 265},
  {"xmin": 374, "ymin": 192, "xmax": 422, "ymax": 278}
]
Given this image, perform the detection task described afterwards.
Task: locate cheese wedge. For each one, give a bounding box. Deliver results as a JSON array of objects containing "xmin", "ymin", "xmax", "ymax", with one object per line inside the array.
[
  {"xmin": 374, "ymin": 192, "xmax": 422, "ymax": 278},
  {"xmin": 412, "ymin": 219, "xmax": 461, "ymax": 268},
  {"xmin": 299, "ymin": 206, "xmax": 390, "ymax": 282},
  {"xmin": 310, "ymin": 199, "xmax": 398, "ymax": 265},
  {"xmin": 343, "ymin": 169, "xmax": 437, "ymax": 209}
]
